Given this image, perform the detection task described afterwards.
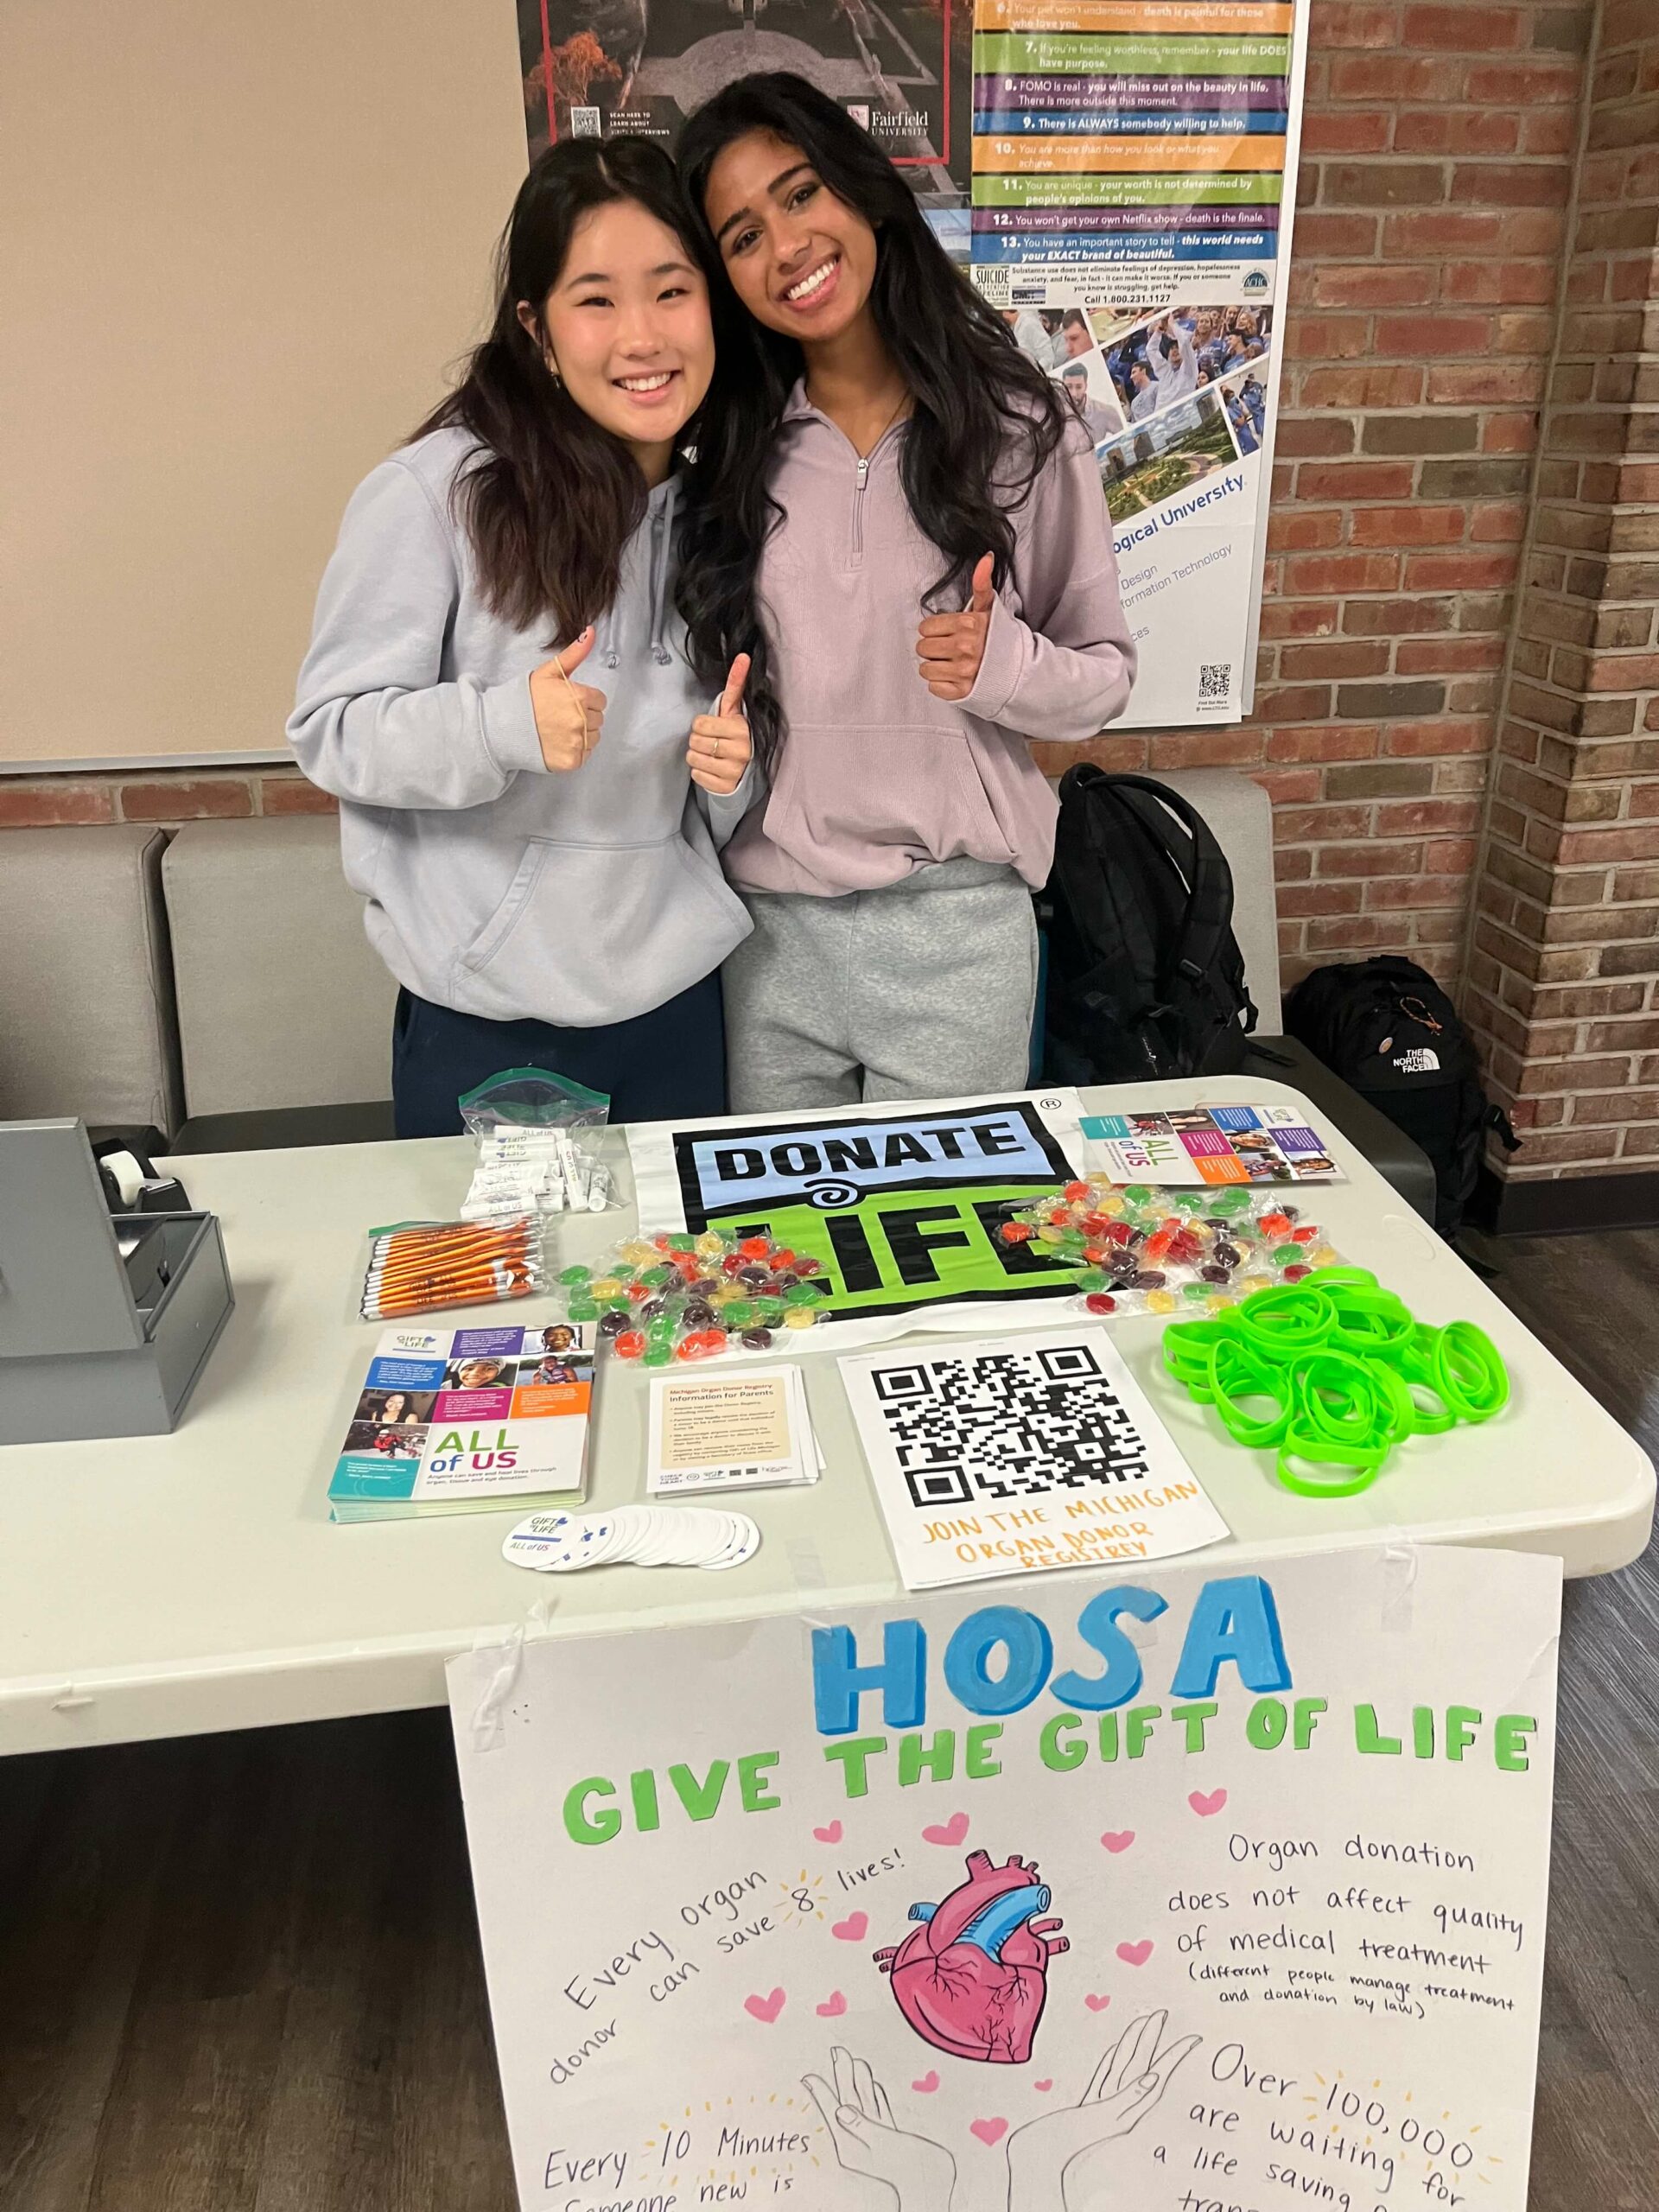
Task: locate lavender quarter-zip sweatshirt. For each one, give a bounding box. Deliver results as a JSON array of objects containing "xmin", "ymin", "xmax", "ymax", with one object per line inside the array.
[{"xmin": 722, "ymin": 383, "xmax": 1136, "ymax": 898}]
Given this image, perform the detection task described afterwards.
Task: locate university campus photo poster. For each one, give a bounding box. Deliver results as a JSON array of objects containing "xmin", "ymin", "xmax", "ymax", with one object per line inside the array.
[{"xmin": 515, "ymin": 0, "xmax": 974, "ymax": 251}]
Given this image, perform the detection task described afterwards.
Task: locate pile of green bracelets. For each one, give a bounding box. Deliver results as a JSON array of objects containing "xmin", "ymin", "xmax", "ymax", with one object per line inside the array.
[{"xmin": 1160, "ymin": 1266, "xmax": 1510, "ymax": 1498}]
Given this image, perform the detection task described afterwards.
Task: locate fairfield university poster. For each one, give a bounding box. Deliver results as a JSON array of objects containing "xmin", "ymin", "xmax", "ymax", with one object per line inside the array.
[{"xmin": 449, "ymin": 1544, "xmax": 1559, "ymax": 2210}]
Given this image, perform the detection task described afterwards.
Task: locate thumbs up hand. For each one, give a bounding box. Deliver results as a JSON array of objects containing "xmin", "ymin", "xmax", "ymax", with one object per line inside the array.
[
  {"xmin": 528, "ymin": 628, "xmax": 607, "ymax": 772},
  {"xmin": 916, "ymin": 555, "xmax": 996, "ymax": 702},
  {"xmin": 687, "ymin": 653, "xmax": 753, "ymax": 798}
]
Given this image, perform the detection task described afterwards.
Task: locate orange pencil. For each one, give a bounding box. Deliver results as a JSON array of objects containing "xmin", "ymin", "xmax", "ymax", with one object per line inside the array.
[
  {"xmin": 368, "ymin": 1281, "xmax": 536, "ymax": 1319},
  {"xmin": 372, "ymin": 1226, "xmax": 532, "ymax": 1270},
  {"xmin": 369, "ymin": 1242, "xmax": 534, "ymax": 1293}
]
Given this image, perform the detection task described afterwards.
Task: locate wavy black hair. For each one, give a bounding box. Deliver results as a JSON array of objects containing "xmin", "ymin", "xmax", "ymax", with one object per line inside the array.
[
  {"xmin": 416, "ymin": 137, "xmax": 732, "ymax": 645},
  {"xmin": 675, "ymin": 73, "xmax": 1069, "ymax": 763}
]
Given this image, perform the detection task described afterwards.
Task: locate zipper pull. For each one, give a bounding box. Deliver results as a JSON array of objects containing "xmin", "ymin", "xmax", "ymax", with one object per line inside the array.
[{"xmin": 855, "ymin": 458, "xmax": 868, "ymax": 488}]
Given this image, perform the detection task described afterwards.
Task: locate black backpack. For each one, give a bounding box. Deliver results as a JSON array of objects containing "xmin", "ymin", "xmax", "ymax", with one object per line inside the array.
[
  {"xmin": 1284, "ymin": 957, "xmax": 1518, "ymax": 1239},
  {"xmin": 1042, "ymin": 767, "xmax": 1257, "ymax": 1084}
]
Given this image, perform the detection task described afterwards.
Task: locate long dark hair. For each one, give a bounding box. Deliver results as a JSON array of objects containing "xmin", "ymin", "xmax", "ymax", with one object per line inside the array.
[
  {"xmin": 416, "ymin": 137, "xmax": 723, "ymax": 644},
  {"xmin": 676, "ymin": 73, "xmax": 1069, "ymax": 760}
]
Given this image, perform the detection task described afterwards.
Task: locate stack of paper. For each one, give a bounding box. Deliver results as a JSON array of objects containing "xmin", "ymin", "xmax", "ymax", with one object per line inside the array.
[{"xmin": 647, "ymin": 1368, "xmax": 821, "ymax": 1497}]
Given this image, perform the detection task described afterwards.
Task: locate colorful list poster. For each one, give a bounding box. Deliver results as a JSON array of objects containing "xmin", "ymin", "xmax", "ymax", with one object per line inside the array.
[
  {"xmin": 971, "ymin": 0, "xmax": 1308, "ymax": 724},
  {"xmin": 449, "ymin": 1544, "xmax": 1560, "ymax": 2212}
]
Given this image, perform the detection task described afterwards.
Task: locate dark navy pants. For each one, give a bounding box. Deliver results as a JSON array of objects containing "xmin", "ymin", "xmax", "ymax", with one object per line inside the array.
[{"xmin": 391, "ymin": 973, "xmax": 728, "ymax": 1138}]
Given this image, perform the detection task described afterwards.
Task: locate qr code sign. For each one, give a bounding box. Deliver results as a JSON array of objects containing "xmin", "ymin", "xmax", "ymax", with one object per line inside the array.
[
  {"xmin": 570, "ymin": 105, "xmax": 601, "ymax": 137},
  {"xmin": 872, "ymin": 1341, "xmax": 1153, "ymax": 1511},
  {"xmin": 1198, "ymin": 663, "xmax": 1232, "ymax": 704}
]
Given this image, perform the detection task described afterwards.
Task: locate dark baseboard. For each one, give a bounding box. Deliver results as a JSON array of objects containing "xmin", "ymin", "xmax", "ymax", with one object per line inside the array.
[{"xmin": 1472, "ymin": 1162, "xmax": 1659, "ymax": 1237}]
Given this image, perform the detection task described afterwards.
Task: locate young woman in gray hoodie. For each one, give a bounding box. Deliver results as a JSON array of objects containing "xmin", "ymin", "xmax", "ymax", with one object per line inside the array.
[
  {"xmin": 677, "ymin": 75, "xmax": 1136, "ymax": 1113},
  {"xmin": 289, "ymin": 141, "xmax": 753, "ymax": 1135}
]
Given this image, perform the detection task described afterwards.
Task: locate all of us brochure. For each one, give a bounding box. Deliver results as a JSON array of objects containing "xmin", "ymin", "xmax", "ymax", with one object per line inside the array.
[{"xmin": 327, "ymin": 1318, "xmax": 591, "ymax": 1523}]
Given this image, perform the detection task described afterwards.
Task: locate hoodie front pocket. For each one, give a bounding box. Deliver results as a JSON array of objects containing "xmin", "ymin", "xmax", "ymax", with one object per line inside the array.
[
  {"xmin": 449, "ymin": 836, "xmax": 749, "ymax": 1027},
  {"xmin": 456, "ymin": 842, "xmax": 550, "ymax": 978}
]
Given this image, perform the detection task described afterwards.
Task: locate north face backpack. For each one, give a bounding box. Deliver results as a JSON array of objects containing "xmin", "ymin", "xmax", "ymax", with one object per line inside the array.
[
  {"xmin": 1284, "ymin": 957, "xmax": 1518, "ymax": 1239},
  {"xmin": 1042, "ymin": 767, "xmax": 1257, "ymax": 1084}
]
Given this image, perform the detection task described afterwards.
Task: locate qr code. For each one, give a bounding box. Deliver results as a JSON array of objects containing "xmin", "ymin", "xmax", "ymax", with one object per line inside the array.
[
  {"xmin": 871, "ymin": 1342, "xmax": 1152, "ymax": 1511},
  {"xmin": 570, "ymin": 105, "xmax": 601, "ymax": 137},
  {"xmin": 1199, "ymin": 663, "xmax": 1232, "ymax": 702}
]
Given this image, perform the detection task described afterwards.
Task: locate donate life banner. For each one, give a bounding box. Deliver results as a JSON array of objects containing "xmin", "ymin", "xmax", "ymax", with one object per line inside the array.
[
  {"xmin": 972, "ymin": 0, "xmax": 1310, "ymax": 726},
  {"xmin": 626, "ymin": 1091, "xmax": 1095, "ymax": 1349},
  {"xmin": 449, "ymin": 1545, "xmax": 1559, "ymax": 2212}
]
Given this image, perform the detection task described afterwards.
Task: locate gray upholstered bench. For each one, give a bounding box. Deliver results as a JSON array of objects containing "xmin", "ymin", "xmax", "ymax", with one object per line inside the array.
[{"xmin": 0, "ymin": 824, "xmax": 181, "ymax": 1137}]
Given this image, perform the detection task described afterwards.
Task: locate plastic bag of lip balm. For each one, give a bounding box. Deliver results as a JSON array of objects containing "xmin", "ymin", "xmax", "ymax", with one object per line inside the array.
[
  {"xmin": 458, "ymin": 1067, "xmax": 619, "ymax": 1219},
  {"xmin": 997, "ymin": 1178, "xmax": 1344, "ymax": 1319},
  {"xmin": 559, "ymin": 1225, "xmax": 832, "ymax": 1365}
]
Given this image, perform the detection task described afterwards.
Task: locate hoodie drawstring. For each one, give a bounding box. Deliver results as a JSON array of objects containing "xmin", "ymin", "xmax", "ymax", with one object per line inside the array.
[{"xmin": 648, "ymin": 480, "xmax": 677, "ymax": 667}]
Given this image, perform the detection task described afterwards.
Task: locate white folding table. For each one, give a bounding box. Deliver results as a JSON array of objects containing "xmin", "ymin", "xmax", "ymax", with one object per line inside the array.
[{"xmin": 0, "ymin": 1077, "xmax": 1649, "ymax": 1754}]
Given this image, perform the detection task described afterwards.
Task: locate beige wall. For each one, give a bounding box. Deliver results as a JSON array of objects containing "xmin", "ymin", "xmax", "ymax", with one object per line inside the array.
[{"xmin": 0, "ymin": 1, "xmax": 528, "ymax": 768}]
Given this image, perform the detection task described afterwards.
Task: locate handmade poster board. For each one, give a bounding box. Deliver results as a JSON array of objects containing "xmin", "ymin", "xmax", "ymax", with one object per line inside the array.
[
  {"xmin": 450, "ymin": 1543, "xmax": 1560, "ymax": 2211},
  {"xmin": 626, "ymin": 1090, "xmax": 1096, "ymax": 1348}
]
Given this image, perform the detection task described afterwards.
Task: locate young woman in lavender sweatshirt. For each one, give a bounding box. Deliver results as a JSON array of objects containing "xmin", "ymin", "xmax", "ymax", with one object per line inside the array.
[{"xmin": 677, "ymin": 74, "xmax": 1136, "ymax": 1112}]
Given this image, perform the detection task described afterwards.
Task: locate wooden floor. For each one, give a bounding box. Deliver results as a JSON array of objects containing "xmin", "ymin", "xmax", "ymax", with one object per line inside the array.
[{"xmin": 3, "ymin": 1231, "xmax": 1656, "ymax": 2212}]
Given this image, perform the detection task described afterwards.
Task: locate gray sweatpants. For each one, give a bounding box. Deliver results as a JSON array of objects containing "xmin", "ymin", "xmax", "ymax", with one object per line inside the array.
[{"xmin": 722, "ymin": 859, "xmax": 1039, "ymax": 1112}]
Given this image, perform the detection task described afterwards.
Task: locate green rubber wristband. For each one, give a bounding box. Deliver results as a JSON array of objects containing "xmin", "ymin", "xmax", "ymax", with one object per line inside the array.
[
  {"xmin": 1234, "ymin": 1286, "xmax": 1335, "ymax": 1359},
  {"xmin": 1208, "ymin": 1337, "xmax": 1294, "ymax": 1448},
  {"xmin": 1162, "ymin": 1320, "xmax": 1231, "ymax": 1397},
  {"xmin": 1275, "ymin": 1433, "xmax": 1390, "ymax": 1498},
  {"xmin": 1325, "ymin": 1287, "xmax": 1415, "ymax": 1352},
  {"xmin": 1431, "ymin": 1320, "xmax": 1510, "ymax": 1421},
  {"xmin": 1290, "ymin": 1349, "xmax": 1392, "ymax": 1451}
]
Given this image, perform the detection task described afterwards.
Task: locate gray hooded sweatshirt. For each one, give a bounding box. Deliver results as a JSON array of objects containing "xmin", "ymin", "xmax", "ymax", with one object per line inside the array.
[{"xmin": 288, "ymin": 426, "xmax": 753, "ymax": 1028}]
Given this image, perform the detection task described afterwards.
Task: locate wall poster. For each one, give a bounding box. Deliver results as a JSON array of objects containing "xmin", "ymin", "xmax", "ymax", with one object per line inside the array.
[
  {"xmin": 969, "ymin": 0, "xmax": 1308, "ymax": 724},
  {"xmin": 450, "ymin": 1543, "xmax": 1559, "ymax": 2211},
  {"xmin": 511, "ymin": 0, "xmax": 1306, "ymax": 722},
  {"xmin": 516, "ymin": 0, "xmax": 975, "ymax": 256}
]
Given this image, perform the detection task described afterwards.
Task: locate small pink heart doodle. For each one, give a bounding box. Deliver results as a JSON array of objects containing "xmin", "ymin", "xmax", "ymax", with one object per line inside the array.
[
  {"xmin": 814, "ymin": 1821, "xmax": 844, "ymax": 1844},
  {"xmin": 1100, "ymin": 1830, "xmax": 1135, "ymax": 1853},
  {"xmin": 1189, "ymin": 1788, "xmax": 1228, "ymax": 1817},
  {"xmin": 1084, "ymin": 1993, "xmax": 1112, "ymax": 2012},
  {"xmin": 744, "ymin": 1988, "xmax": 786, "ymax": 2024},
  {"xmin": 970, "ymin": 2119, "xmax": 1009, "ymax": 2148},
  {"xmin": 1116, "ymin": 1940, "xmax": 1154, "ymax": 1967},
  {"xmin": 832, "ymin": 1911, "xmax": 869, "ymax": 1942},
  {"xmin": 912, "ymin": 2070, "xmax": 940, "ymax": 2094},
  {"xmin": 816, "ymin": 1992, "xmax": 848, "ymax": 2018},
  {"xmin": 1034, "ymin": 2080, "xmax": 1054, "ymax": 2093},
  {"xmin": 922, "ymin": 1811, "xmax": 970, "ymax": 1847}
]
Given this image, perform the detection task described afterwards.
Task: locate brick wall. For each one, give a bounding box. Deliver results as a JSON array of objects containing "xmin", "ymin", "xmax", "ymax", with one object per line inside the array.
[
  {"xmin": 0, "ymin": 768, "xmax": 333, "ymax": 831},
  {"xmin": 1032, "ymin": 0, "xmax": 1598, "ymax": 1002},
  {"xmin": 1462, "ymin": 0, "xmax": 1659, "ymax": 1181}
]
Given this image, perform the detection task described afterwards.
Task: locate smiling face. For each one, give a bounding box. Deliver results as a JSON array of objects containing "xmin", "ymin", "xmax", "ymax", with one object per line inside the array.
[
  {"xmin": 518, "ymin": 197, "xmax": 715, "ymax": 473},
  {"xmin": 701, "ymin": 130, "xmax": 880, "ymax": 349}
]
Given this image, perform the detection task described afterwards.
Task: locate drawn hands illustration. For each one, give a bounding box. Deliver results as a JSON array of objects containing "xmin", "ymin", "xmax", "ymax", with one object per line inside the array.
[
  {"xmin": 804, "ymin": 2046, "xmax": 957, "ymax": 2212},
  {"xmin": 1006, "ymin": 2011, "xmax": 1200, "ymax": 2212}
]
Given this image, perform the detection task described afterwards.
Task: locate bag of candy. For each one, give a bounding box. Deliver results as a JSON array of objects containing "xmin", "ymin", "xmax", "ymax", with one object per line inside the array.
[
  {"xmin": 998, "ymin": 1177, "xmax": 1342, "ymax": 1319},
  {"xmin": 458, "ymin": 1068, "xmax": 619, "ymax": 1221}
]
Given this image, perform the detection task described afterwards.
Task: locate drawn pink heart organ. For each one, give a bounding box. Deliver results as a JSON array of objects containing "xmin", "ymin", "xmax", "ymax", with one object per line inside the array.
[{"xmin": 874, "ymin": 1850, "xmax": 1067, "ymax": 2065}]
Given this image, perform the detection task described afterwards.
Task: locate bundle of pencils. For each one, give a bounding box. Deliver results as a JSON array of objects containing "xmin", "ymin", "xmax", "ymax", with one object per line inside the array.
[{"xmin": 361, "ymin": 1217, "xmax": 546, "ymax": 1320}]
